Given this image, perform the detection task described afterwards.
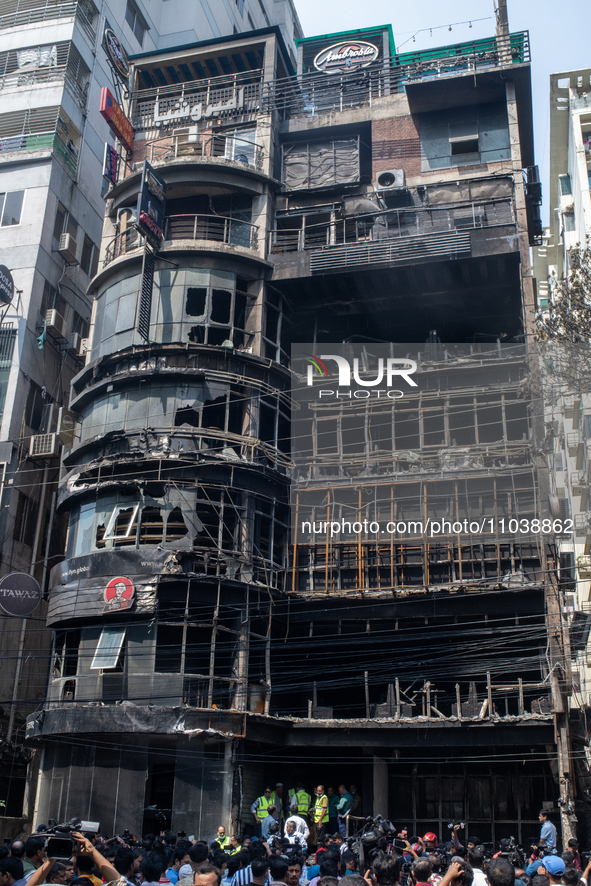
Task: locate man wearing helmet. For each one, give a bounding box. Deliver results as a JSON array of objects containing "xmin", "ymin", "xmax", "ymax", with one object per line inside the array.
[{"xmin": 420, "ymin": 834, "xmax": 439, "ymax": 856}]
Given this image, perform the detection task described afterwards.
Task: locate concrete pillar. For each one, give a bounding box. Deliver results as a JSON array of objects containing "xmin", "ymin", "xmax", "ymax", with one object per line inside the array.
[
  {"xmin": 373, "ymin": 756, "xmax": 388, "ymax": 818},
  {"xmin": 222, "ymin": 742, "xmax": 234, "ymax": 832}
]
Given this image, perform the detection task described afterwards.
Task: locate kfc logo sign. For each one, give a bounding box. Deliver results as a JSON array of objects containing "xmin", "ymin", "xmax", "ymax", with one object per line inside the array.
[{"xmin": 103, "ymin": 576, "xmax": 134, "ymax": 613}]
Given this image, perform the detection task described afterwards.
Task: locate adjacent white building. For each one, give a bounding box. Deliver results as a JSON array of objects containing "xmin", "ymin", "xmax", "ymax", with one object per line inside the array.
[{"xmin": 534, "ymin": 70, "xmax": 591, "ymax": 726}]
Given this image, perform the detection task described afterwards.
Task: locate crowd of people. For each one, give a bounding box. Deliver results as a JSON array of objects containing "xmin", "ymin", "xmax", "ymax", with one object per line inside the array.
[
  {"xmin": 249, "ymin": 784, "xmax": 361, "ymax": 845},
  {"xmin": 0, "ymin": 805, "xmax": 587, "ymax": 886}
]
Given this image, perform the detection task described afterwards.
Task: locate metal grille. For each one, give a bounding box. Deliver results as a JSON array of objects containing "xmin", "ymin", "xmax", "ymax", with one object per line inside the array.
[
  {"xmin": 30, "ymin": 432, "xmax": 57, "ymax": 456},
  {"xmin": 0, "ymin": 41, "xmax": 90, "ymax": 106},
  {"xmin": 138, "ymin": 245, "xmax": 155, "ymax": 343},
  {"xmin": 0, "ymin": 0, "xmax": 97, "ymax": 31},
  {"xmin": 309, "ymin": 231, "xmax": 472, "ymax": 273},
  {"xmin": 0, "ymin": 327, "xmax": 16, "ymax": 368}
]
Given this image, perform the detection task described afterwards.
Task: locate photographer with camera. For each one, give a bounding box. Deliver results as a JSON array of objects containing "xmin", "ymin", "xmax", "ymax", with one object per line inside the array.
[
  {"xmin": 525, "ymin": 846, "xmax": 550, "ymax": 877},
  {"xmin": 71, "ymin": 833, "xmax": 120, "ymax": 883}
]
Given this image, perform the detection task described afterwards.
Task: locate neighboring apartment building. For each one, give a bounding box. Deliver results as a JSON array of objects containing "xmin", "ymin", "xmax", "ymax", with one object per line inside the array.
[
  {"xmin": 0, "ymin": 0, "xmax": 301, "ymax": 819},
  {"xmin": 533, "ymin": 69, "xmax": 591, "ymax": 817},
  {"xmin": 24, "ymin": 20, "xmax": 580, "ymax": 843}
]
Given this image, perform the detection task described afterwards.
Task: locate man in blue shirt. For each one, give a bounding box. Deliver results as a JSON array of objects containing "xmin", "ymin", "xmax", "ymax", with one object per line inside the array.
[{"xmin": 538, "ymin": 810, "xmax": 557, "ymax": 852}]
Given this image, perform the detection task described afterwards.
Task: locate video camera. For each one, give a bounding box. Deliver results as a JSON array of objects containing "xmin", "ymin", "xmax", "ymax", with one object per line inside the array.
[
  {"xmin": 44, "ymin": 818, "xmax": 98, "ymax": 859},
  {"xmin": 498, "ymin": 837, "xmax": 525, "ymax": 867}
]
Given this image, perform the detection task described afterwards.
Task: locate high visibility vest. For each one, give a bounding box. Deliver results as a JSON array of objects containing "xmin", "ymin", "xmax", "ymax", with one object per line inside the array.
[
  {"xmin": 314, "ymin": 793, "xmax": 329, "ymax": 824},
  {"xmin": 295, "ymin": 790, "xmax": 311, "ymax": 814},
  {"xmin": 256, "ymin": 794, "xmax": 273, "ymax": 820},
  {"xmin": 216, "ymin": 835, "xmax": 230, "ymax": 849}
]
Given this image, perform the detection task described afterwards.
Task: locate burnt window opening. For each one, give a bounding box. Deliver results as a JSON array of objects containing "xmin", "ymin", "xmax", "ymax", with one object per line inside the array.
[
  {"xmin": 235, "ymin": 291, "xmax": 247, "ymax": 329},
  {"xmin": 202, "ymin": 395, "xmax": 226, "ymax": 430},
  {"xmin": 196, "ymin": 502, "xmax": 220, "ymax": 547},
  {"xmin": 211, "ymin": 289, "xmax": 232, "ymax": 324},
  {"xmin": 183, "ymin": 275, "xmax": 252, "ymax": 348},
  {"xmin": 259, "ymin": 396, "xmax": 276, "ymax": 444},
  {"xmin": 175, "ymin": 406, "xmax": 200, "ymax": 427},
  {"xmin": 185, "ymin": 625, "xmax": 212, "ymax": 675},
  {"xmin": 185, "ymin": 287, "xmax": 207, "ymax": 317},
  {"xmin": 14, "ymin": 492, "xmax": 38, "ymax": 545},
  {"xmin": 105, "ymin": 505, "xmax": 139, "ymax": 546},
  {"xmin": 62, "ymin": 680, "xmax": 76, "ymax": 702},
  {"xmin": 155, "ymin": 623, "xmax": 183, "ymax": 672},
  {"xmin": 188, "ymin": 325, "xmax": 205, "ymax": 344},
  {"xmin": 166, "ymin": 507, "xmax": 187, "ymax": 541},
  {"xmin": 228, "ymin": 392, "xmax": 243, "ymax": 436},
  {"xmin": 53, "ymin": 630, "xmax": 80, "ymax": 679},
  {"xmin": 140, "ymin": 507, "xmax": 163, "ymax": 544},
  {"xmin": 207, "ymin": 326, "xmax": 232, "ymax": 346},
  {"xmin": 96, "ymin": 522, "xmax": 106, "ymax": 548}
]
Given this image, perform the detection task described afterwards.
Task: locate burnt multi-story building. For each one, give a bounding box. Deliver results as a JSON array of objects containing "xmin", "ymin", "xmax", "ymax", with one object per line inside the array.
[{"xmin": 27, "ymin": 18, "xmax": 578, "ymax": 844}]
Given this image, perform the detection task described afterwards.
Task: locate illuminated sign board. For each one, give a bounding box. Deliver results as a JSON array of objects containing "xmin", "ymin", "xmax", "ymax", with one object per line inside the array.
[
  {"xmin": 313, "ymin": 40, "xmax": 379, "ymax": 74},
  {"xmin": 103, "ymin": 25, "xmax": 130, "ymax": 81},
  {"xmin": 136, "ymin": 161, "xmax": 167, "ymax": 247},
  {"xmin": 100, "ymin": 87, "xmax": 134, "ymax": 152}
]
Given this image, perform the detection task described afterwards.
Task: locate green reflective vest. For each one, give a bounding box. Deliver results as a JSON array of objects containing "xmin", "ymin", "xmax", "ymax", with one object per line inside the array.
[
  {"xmin": 314, "ymin": 793, "xmax": 329, "ymax": 824},
  {"xmin": 256, "ymin": 794, "xmax": 273, "ymax": 820},
  {"xmin": 295, "ymin": 790, "xmax": 311, "ymax": 814}
]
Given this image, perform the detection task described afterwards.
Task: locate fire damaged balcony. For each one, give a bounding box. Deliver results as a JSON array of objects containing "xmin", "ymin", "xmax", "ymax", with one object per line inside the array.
[
  {"xmin": 104, "ymin": 214, "xmax": 260, "ymax": 267},
  {"xmin": 264, "ymin": 32, "xmax": 531, "ymax": 120}
]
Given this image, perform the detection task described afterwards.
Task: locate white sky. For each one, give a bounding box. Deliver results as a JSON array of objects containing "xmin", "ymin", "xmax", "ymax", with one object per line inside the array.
[{"xmin": 293, "ymin": 0, "xmax": 591, "ymax": 221}]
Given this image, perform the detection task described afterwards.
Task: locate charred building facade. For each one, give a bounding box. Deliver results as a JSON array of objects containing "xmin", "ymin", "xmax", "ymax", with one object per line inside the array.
[{"xmin": 27, "ymin": 23, "xmax": 578, "ymax": 844}]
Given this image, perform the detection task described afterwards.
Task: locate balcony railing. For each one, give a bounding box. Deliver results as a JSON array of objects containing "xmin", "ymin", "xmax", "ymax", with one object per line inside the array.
[
  {"xmin": 270, "ymin": 199, "xmax": 514, "ymax": 254},
  {"xmin": 164, "ymin": 214, "xmax": 258, "ymax": 250},
  {"xmin": 0, "ymin": 0, "xmax": 98, "ymax": 40},
  {"xmin": 265, "ymin": 31, "xmax": 530, "ymax": 120},
  {"xmin": 104, "ymin": 215, "xmax": 259, "ymax": 267},
  {"xmin": 120, "ymin": 131, "xmax": 265, "ymax": 184}
]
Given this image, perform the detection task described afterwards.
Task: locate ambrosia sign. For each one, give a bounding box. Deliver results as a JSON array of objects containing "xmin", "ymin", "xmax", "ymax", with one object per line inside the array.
[{"xmin": 313, "ymin": 40, "xmax": 379, "ymax": 74}]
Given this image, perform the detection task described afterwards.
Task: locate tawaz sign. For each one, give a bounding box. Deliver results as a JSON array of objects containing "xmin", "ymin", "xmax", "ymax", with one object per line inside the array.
[{"xmin": 313, "ymin": 40, "xmax": 379, "ymax": 74}]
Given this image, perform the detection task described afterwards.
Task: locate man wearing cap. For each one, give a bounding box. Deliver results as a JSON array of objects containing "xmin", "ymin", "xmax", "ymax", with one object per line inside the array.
[
  {"xmin": 538, "ymin": 810, "xmax": 557, "ymax": 852},
  {"xmin": 541, "ymin": 857, "xmax": 565, "ymax": 885}
]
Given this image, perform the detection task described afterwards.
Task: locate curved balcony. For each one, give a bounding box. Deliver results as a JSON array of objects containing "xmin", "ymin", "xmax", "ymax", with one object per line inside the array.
[
  {"xmin": 113, "ymin": 132, "xmax": 266, "ymax": 189},
  {"xmin": 104, "ymin": 213, "xmax": 259, "ymax": 266}
]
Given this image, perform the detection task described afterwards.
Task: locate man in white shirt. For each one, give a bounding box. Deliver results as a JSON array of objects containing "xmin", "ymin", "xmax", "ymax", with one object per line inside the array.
[
  {"xmin": 467, "ymin": 849, "xmax": 486, "ymax": 886},
  {"xmin": 285, "ymin": 817, "xmax": 309, "ymax": 841}
]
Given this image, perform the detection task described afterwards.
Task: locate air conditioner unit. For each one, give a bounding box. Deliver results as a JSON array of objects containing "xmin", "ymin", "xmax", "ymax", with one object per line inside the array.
[
  {"xmin": 46, "ymin": 309, "xmax": 67, "ymax": 340},
  {"xmin": 29, "ymin": 432, "xmax": 60, "ymax": 458},
  {"xmin": 374, "ymin": 169, "xmax": 406, "ymax": 190},
  {"xmin": 68, "ymin": 332, "xmax": 81, "ymax": 355},
  {"xmin": 58, "ymin": 233, "xmax": 78, "ymax": 264}
]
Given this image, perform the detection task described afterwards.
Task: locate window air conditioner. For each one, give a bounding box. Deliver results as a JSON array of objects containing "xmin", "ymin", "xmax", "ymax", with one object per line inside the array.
[
  {"xmin": 68, "ymin": 332, "xmax": 81, "ymax": 355},
  {"xmin": 29, "ymin": 432, "xmax": 60, "ymax": 458},
  {"xmin": 374, "ymin": 169, "xmax": 406, "ymax": 190},
  {"xmin": 46, "ymin": 309, "xmax": 67, "ymax": 340},
  {"xmin": 58, "ymin": 233, "xmax": 79, "ymax": 264}
]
